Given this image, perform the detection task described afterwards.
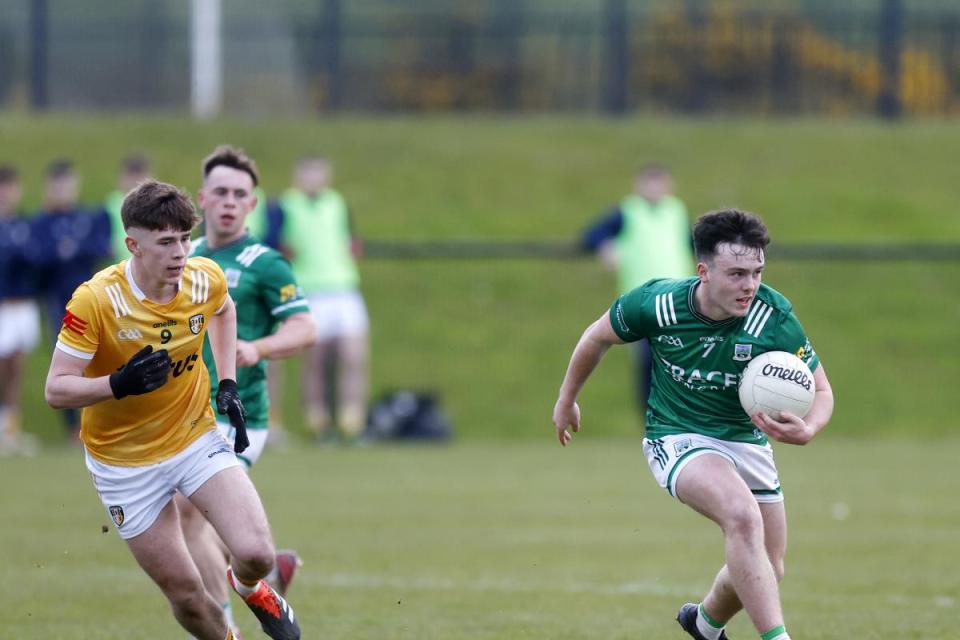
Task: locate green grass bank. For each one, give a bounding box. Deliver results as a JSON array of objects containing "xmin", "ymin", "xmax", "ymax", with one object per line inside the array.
[{"xmin": 2, "ymin": 115, "xmax": 956, "ymax": 440}]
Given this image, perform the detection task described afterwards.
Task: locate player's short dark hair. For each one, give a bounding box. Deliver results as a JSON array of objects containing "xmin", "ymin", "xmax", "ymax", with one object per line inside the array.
[
  {"xmin": 0, "ymin": 164, "xmax": 18, "ymax": 184},
  {"xmin": 121, "ymin": 153, "xmax": 151, "ymax": 175},
  {"xmin": 121, "ymin": 180, "xmax": 198, "ymax": 232},
  {"xmin": 693, "ymin": 209, "xmax": 770, "ymax": 261},
  {"xmin": 46, "ymin": 158, "xmax": 75, "ymax": 179},
  {"xmin": 202, "ymin": 144, "xmax": 259, "ymax": 187}
]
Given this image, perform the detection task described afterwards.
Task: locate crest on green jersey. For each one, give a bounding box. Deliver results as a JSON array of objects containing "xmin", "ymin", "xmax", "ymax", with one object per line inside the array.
[
  {"xmin": 225, "ymin": 268, "xmax": 242, "ymax": 288},
  {"xmin": 733, "ymin": 343, "xmax": 753, "ymax": 361}
]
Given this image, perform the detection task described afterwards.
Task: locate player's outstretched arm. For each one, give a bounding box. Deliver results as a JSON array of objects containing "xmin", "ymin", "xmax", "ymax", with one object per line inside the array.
[
  {"xmin": 553, "ymin": 312, "xmax": 624, "ymax": 446},
  {"xmin": 752, "ymin": 363, "xmax": 834, "ymax": 445}
]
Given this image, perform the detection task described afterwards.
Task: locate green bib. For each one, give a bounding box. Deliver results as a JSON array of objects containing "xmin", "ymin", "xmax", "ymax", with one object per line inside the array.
[
  {"xmin": 279, "ymin": 188, "xmax": 359, "ymax": 293},
  {"xmin": 614, "ymin": 195, "xmax": 693, "ymax": 294},
  {"xmin": 104, "ymin": 190, "xmax": 128, "ymax": 258},
  {"xmin": 243, "ymin": 187, "xmax": 270, "ymax": 242}
]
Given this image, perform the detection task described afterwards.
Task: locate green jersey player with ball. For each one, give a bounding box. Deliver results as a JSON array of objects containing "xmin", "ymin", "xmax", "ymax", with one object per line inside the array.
[{"xmin": 553, "ymin": 209, "xmax": 834, "ymax": 640}]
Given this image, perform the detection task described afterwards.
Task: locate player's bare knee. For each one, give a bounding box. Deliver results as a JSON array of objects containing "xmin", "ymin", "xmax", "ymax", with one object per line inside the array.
[
  {"xmin": 159, "ymin": 573, "xmax": 207, "ymax": 609},
  {"xmin": 722, "ymin": 504, "xmax": 764, "ymax": 543},
  {"xmin": 232, "ymin": 542, "xmax": 275, "ymax": 577}
]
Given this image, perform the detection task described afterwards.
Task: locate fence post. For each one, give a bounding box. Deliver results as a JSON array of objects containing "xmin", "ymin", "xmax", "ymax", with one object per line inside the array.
[
  {"xmin": 191, "ymin": 0, "xmax": 222, "ymax": 119},
  {"xmin": 321, "ymin": 0, "xmax": 342, "ymax": 111},
  {"xmin": 683, "ymin": 0, "xmax": 707, "ymax": 113},
  {"xmin": 771, "ymin": 16, "xmax": 797, "ymax": 113},
  {"xmin": 602, "ymin": 0, "xmax": 628, "ymax": 114},
  {"xmin": 941, "ymin": 16, "xmax": 957, "ymax": 115},
  {"xmin": 494, "ymin": 0, "xmax": 523, "ymax": 110},
  {"xmin": 139, "ymin": 2, "xmax": 168, "ymax": 107},
  {"xmin": 29, "ymin": 0, "xmax": 48, "ymax": 110},
  {"xmin": 877, "ymin": 0, "xmax": 903, "ymax": 119}
]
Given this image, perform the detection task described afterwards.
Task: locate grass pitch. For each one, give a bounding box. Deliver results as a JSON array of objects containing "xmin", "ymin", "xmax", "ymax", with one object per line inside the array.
[{"xmin": 2, "ymin": 437, "xmax": 956, "ymax": 639}]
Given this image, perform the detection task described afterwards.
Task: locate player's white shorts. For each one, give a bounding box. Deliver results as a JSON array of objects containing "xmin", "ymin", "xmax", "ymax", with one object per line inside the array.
[
  {"xmin": 308, "ymin": 290, "xmax": 369, "ymax": 340},
  {"xmin": 0, "ymin": 300, "xmax": 40, "ymax": 357},
  {"xmin": 85, "ymin": 430, "xmax": 242, "ymax": 539},
  {"xmin": 217, "ymin": 422, "xmax": 269, "ymax": 468},
  {"xmin": 643, "ymin": 433, "xmax": 783, "ymax": 504}
]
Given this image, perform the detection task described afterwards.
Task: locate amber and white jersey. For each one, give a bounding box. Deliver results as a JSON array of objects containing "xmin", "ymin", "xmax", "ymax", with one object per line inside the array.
[{"xmin": 56, "ymin": 257, "xmax": 228, "ymax": 466}]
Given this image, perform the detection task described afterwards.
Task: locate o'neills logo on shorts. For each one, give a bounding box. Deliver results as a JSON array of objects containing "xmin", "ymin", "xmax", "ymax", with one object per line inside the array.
[
  {"xmin": 109, "ymin": 505, "xmax": 125, "ymax": 527},
  {"xmin": 760, "ymin": 364, "xmax": 812, "ymax": 391}
]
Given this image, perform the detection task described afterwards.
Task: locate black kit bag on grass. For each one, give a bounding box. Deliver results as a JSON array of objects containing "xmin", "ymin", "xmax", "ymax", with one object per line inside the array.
[{"xmin": 366, "ymin": 390, "xmax": 452, "ymax": 442}]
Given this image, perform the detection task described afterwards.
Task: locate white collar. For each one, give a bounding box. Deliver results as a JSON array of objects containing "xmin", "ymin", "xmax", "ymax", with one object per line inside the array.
[
  {"xmin": 124, "ymin": 259, "xmax": 183, "ymax": 302},
  {"xmin": 125, "ymin": 259, "xmax": 147, "ymax": 301}
]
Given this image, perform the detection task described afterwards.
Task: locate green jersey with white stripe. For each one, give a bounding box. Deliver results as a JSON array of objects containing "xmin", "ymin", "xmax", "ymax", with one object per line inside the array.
[
  {"xmin": 610, "ymin": 277, "xmax": 819, "ymax": 444},
  {"xmin": 191, "ymin": 235, "xmax": 310, "ymax": 429}
]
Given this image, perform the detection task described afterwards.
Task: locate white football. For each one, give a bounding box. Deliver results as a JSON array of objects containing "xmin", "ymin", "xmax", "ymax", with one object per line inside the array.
[{"xmin": 738, "ymin": 350, "xmax": 816, "ymax": 420}]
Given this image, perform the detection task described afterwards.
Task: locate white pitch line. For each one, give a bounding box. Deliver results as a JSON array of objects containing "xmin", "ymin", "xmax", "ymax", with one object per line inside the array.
[
  {"xmin": 304, "ymin": 573, "xmax": 958, "ymax": 609},
  {"xmin": 306, "ymin": 573, "xmax": 694, "ymax": 597}
]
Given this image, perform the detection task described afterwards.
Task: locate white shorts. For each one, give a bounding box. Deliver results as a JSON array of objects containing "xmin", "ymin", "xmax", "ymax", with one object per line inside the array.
[
  {"xmin": 85, "ymin": 430, "xmax": 242, "ymax": 539},
  {"xmin": 217, "ymin": 422, "xmax": 269, "ymax": 468},
  {"xmin": 0, "ymin": 300, "xmax": 40, "ymax": 357},
  {"xmin": 643, "ymin": 433, "xmax": 783, "ymax": 503},
  {"xmin": 308, "ymin": 290, "xmax": 369, "ymax": 340}
]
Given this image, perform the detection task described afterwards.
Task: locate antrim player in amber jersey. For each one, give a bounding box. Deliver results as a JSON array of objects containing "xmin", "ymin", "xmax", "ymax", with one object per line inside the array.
[
  {"xmin": 553, "ymin": 210, "xmax": 833, "ymax": 640},
  {"xmin": 54, "ymin": 254, "xmax": 227, "ymax": 464},
  {"xmin": 44, "ymin": 181, "xmax": 300, "ymax": 640}
]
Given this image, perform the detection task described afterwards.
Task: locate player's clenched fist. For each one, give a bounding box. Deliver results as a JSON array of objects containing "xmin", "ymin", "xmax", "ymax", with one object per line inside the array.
[
  {"xmin": 109, "ymin": 345, "xmax": 172, "ymax": 399},
  {"xmin": 216, "ymin": 379, "xmax": 249, "ymax": 453}
]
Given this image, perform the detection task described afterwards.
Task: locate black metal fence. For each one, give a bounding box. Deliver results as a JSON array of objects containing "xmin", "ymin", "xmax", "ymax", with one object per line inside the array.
[{"xmin": 2, "ymin": 0, "xmax": 959, "ymax": 117}]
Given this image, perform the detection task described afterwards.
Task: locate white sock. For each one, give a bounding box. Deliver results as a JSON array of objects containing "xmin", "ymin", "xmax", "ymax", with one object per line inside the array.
[
  {"xmin": 232, "ymin": 576, "xmax": 260, "ymax": 598},
  {"xmin": 696, "ymin": 603, "xmax": 725, "ymax": 640},
  {"xmin": 222, "ymin": 601, "xmax": 236, "ymax": 629}
]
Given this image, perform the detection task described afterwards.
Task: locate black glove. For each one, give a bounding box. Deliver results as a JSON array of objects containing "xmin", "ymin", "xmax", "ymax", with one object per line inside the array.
[
  {"xmin": 216, "ymin": 379, "xmax": 249, "ymax": 453},
  {"xmin": 109, "ymin": 345, "xmax": 172, "ymax": 400}
]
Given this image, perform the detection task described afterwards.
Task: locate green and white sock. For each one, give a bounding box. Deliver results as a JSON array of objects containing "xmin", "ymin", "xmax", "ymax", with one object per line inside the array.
[
  {"xmin": 696, "ymin": 603, "xmax": 726, "ymax": 640},
  {"xmin": 760, "ymin": 625, "xmax": 790, "ymax": 640}
]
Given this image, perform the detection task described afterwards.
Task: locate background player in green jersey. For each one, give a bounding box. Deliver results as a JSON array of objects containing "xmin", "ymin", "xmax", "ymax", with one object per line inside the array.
[
  {"xmin": 553, "ymin": 209, "xmax": 834, "ymax": 640},
  {"xmin": 103, "ymin": 153, "xmax": 152, "ymax": 260},
  {"xmin": 177, "ymin": 145, "xmax": 317, "ymax": 638}
]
